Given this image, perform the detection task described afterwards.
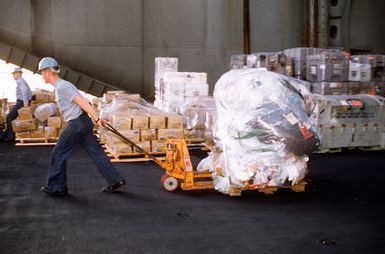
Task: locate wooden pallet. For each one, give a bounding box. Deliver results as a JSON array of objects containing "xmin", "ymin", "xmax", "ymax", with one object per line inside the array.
[
  {"xmin": 104, "ymin": 147, "xmax": 165, "ymax": 163},
  {"xmin": 358, "ymin": 146, "xmax": 385, "ymax": 151},
  {"xmin": 15, "ymin": 137, "xmax": 58, "ymax": 146},
  {"xmin": 313, "ymin": 147, "xmax": 342, "ymax": 153},
  {"xmin": 228, "ymin": 181, "xmax": 307, "ymax": 196},
  {"xmin": 185, "ymin": 138, "xmax": 206, "ymax": 149}
]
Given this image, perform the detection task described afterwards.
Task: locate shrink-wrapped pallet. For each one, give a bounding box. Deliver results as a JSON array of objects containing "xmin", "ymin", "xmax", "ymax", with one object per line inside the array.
[{"xmin": 197, "ymin": 69, "xmax": 320, "ymax": 194}]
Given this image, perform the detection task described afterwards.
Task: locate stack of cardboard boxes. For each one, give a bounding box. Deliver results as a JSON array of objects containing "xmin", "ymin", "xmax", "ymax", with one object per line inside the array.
[
  {"xmin": 11, "ymin": 89, "xmax": 65, "ymax": 140},
  {"xmin": 0, "ymin": 98, "xmax": 7, "ymax": 129},
  {"xmin": 105, "ymin": 110, "xmax": 184, "ymax": 155}
]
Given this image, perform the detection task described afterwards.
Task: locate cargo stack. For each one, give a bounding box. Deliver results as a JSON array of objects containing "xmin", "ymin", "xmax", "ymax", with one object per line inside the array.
[
  {"xmin": 11, "ymin": 89, "xmax": 66, "ymax": 144},
  {"xmin": 229, "ymin": 48, "xmax": 385, "ymax": 151},
  {"xmin": 246, "ymin": 51, "xmax": 289, "ymax": 75},
  {"xmin": 153, "ymin": 57, "xmax": 213, "ymax": 142},
  {"xmin": 104, "ymin": 110, "xmax": 184, "ymax": 158},
  {"xmin": 0, "ymin": 98, "xmax": 8, "ymax": 130},
  {"xmin": 311, "ymin": 94, "xmax": 385, "ymax": 150},
  {"xmin": 153, "ymin": 57, "xmax": 178, "ymax": 110}
]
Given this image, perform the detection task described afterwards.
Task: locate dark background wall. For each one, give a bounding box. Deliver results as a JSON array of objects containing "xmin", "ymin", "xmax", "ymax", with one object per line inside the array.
[{"xmin": 1, "ymin": 0, "xmax": 384, "ymax": 98}]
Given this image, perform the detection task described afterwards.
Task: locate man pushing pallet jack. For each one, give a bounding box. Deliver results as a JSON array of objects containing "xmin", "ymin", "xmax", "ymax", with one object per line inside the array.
[{"xmin": 105, "ymin": 123, "xmax": 307, "ymax": 196}]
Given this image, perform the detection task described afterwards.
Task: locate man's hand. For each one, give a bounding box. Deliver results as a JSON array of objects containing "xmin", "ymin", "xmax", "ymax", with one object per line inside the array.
[{"xmin": 97, "ymin": 118, "xmax": 107, "ymax": 128}]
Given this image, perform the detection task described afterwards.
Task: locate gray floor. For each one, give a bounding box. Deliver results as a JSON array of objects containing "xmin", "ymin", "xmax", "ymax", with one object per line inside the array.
[{"xmin": 0, "ymin": 142, "xmax": 384, "ymax": 254}]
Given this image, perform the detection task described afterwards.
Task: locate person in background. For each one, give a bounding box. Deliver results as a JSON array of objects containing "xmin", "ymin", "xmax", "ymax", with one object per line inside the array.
[
  {"xmin": 38, "ymin": 57, "xmax": 126, "ymax": 196},
  {"xmin": 0, "ymin": 67, "xmax": 32, "ymax": 141}
]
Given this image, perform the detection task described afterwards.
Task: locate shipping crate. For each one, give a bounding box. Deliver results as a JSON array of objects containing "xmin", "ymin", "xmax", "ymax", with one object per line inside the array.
[
  {"xmin": 151, "ymin": 140, "xmax": 166, "ymax": 153},
  {"xmin": 306, "ymin": 53, "xmax": 349, "ymax": 82},
  {"xmin": 349, "ymin": 63, "xmax": 371, "ymax": 82},
  {"xmin": 111, "ymin": 114, "xmax": 132, "ymax": 130},
  {"xmin": 166, "ymin": 114, "xmax": 184, "ymax": 129},
  {"xmin": 351, "ymin": 54, "xmax": 385, "ymax": 82},
  {"xmin": 148, "ymin": 114, "xmax": 166, "ymax": 129},
  {"xmin": 140, "ymin": 129, "xmax": 157, "ymax": 141},
  {"xmin": 132, "ymin": 141, "xmax": 151, "ymax": 153},
  {"xmin": 47, "ymin": 116, "xmax": 62, "ymax": 128},
  {"xmin": 15, "ymin": 131, "xmax": 31, "ymax": 139},
  {"xmin": 311, "ymin": 82, "xmax": 349, "ymax": 95},
  {"xmin": 230, "ymin": 54, "xmax": 247, "ymax": 69},
  {"xmin": 108, "ymin": 142, "xmax": 133, "ymax": 154},
  {"xmin": 107, "ymin": 129, "xmax": 140, "ymax": 144},
  {"xmin": 131, "ymin": 114, "xmax": 149, "ymax": 130},
  {"xmin": 30, "ymin": 126, "xmax": 45, "ymax": 138},
  {"xmin": 17, "ymin": 107, "xmax": 33, "ymax": 120},
  {"xmin": 157, "ymin": 128, "xmax": 184, "ymax": 140},
  {"xmin": 12, "ymin": 118, "xmax": 38, "ymax": 132},
  {"xmin": 44, "ymin": 127, "xmax": 58, "ymax": 138}
]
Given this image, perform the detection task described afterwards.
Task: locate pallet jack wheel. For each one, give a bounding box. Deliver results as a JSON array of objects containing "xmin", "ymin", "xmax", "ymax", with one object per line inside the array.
[{"xmin": 160, "ymin": 174, "xmax": 179, "ymax": 192}]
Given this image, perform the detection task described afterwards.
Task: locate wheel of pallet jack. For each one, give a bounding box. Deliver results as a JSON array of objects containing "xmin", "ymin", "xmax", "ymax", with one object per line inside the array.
[{"xmin": 160, "ymin": 174, "xmax": 179, "ymax": 192}]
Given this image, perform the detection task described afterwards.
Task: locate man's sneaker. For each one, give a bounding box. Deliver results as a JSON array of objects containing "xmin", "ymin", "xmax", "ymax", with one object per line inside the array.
[
  {"xmin": 102, "ymin": 180, "xmax": 126, "ymax": 193},
  {"xmin": 40, "ymin": 186, "xmax": 68, "ymax": 196}
]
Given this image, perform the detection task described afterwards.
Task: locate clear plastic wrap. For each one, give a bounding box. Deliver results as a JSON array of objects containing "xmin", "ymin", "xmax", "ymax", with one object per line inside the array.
[
  {"xmin": 100, "ymin": 96, "xmax": 161, "ymax": 120},
  {"xmin": 198, "ymin": 69, "xmax": 320, "ymax": 194},
  {"xmin": 33, "ymin": 103, "xmax": 58, "ymax": 123},
  {"xmin": 179, "ymin": 96, "xmax": 216, "ymax": 141}
]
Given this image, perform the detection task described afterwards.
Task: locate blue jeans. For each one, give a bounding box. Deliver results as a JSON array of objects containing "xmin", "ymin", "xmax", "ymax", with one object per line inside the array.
[
  {"xmin": 46, "ymin": 113, "xmax": 123, "ymax": 191},
  {"xmin": 1, "ymin": 99, "xmax": 24, "ymax": 140}
]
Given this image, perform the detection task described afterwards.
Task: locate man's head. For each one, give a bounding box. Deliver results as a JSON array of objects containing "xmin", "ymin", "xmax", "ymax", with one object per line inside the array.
[
  {"xmin": 11, "ymin": 67, "xmax": 23, "ymax": 80},
  {"xmin": 38, "ymin": 57, "xmax": 60, "ymax": 84}
]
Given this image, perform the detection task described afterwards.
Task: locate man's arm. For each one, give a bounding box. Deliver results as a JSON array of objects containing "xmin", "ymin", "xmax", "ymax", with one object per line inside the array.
[{"xmin": 72, "ymin": 95, "xmax": 105, "ymax": 127}]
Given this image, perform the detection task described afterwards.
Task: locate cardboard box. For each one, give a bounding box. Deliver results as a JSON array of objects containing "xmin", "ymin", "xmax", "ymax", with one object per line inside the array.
[
  {"xmin": 108, "ymin": 130, "xmax": 140, "ymax": 144},
  {"xmin": 30, "ymin": 126, "xmax": 45, "ymax": 138},
  {"xmin": 111, "ymin": 114, "xmax": 132, "ymax": 130},
  {"xmin": 34, "ymin": 91, "xmax": 50, "ymax": 103},
  {"xmin": 132, "ymin": 114, "xmax": 149, "ymax": 130},
  {"xmin": 140, "ymin": 129, "xmax": 157, "ymax": 141},
  {"xmin": 47, "ymin": 116, "xmax": 62, "ymax": 128},
  {"xmin": 157, "ymin": 128, "xmax": 184, "ymax": 140},
  {"xmin": 133, "ymin": 141, "xmax": 151, "ymax": 153},
  {"xmin": 15, "ymin": 131, "xmax": 31, "ymax": 138},
  {"xmin": 11, "ymin": 118, "xmax": 38, "ymax": 132},
  {"xmin": 166, "ymin": 114, "xmax": 183, "ymax": 129},
  {"xmin": 151, "ymin": 140, "xmax": 166, "ymax": 153},
  {"xmin": 44, "ymin": 127, "xmax": 58, "ymax": 138},
  {"xmin": 109, "ymin": 142, "xmax": 133, "ymax": 154},
  {"xmin": 148, "ymin": 114, "xmax": 166, "ymax": 129},
  {"xmin": 17, "ymin": 107, "xmax": 33, "ymax": 120},
  {"xmin": 48, "ymin": 94, "xmax": 56, "ymax": 102}
]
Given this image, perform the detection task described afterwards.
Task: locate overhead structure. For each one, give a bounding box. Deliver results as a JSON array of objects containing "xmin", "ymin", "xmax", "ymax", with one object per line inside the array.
[{"xmin": 0, "ymin": 41, "xmax": 119, "ymax": 97}]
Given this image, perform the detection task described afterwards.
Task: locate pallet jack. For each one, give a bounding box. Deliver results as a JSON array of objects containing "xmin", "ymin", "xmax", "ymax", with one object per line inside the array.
[
  {"xmin": 105, "ymin": 123, "xmax": 306, "ymax": 196},
  {"xmin": 105, "ymin": 123, "xmax": 213, "ymax": 192}
]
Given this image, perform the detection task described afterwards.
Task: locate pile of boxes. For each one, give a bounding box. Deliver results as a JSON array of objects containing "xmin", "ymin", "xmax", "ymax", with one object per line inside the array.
[
  {"xmin": 105, "ymin": 110, "xmax": 184, "ymax": 155},
  {"xmin": 97, "ymin": 91, "xmax": 184, "ymax": 155},
  {"xmin": 311, "ymin": 94, "xmax": 385, "ymax": 149},
  {"xmin": 230, "ymin": 48, "xmax": 385, "ymax": 150},
  {"xmin": 153, "ymin": 57, "xmax": 213, "ymax": 141},
  {"xmin": 11, "ymin": 89, "xmax": 65, "ymax": 140},
  {"xmin": 0, "ymin": 98, "xmax": 7, "ymax": 129}
]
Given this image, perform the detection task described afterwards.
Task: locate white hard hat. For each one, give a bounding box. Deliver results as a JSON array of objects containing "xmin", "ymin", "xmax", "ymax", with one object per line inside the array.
[
  {"xmin": 11, "ymin": 67, "xmax": 23, "ymax": 74},
  {"xmin": 38, "ymin": 57, "xmax": 60, "ymax": 73}
]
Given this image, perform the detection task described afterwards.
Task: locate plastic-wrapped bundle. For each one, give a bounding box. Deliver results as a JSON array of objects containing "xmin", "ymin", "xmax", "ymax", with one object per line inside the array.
[
  {"xmin": 100, "ymin": 95, "xmax": 161, "ymax": 120},
  {"xmin": 197, "ymin": 69, "xmax": 320, "ymax": 194},
  {"xmin": 33, "ymin": 103, "xmax": 58, "ymax": 123},
  {"xmin": 179, "ymin": 96, "xmax": 216, "ymax": 140}
]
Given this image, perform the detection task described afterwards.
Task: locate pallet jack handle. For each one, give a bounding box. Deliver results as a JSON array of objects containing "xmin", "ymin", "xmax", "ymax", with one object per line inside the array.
[{"xmin": 104, "ymin": 123, "xmax": 164, "ymax": 166}]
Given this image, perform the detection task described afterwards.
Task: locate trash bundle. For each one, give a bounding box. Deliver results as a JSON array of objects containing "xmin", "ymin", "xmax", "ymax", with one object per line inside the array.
[
  {"xmin": 197, "ymin": 68, "xmax": 320, "ymax": 194},
  {"xmin": 33, "ymin": 103, "xmax": 58, "ymax": 123}
]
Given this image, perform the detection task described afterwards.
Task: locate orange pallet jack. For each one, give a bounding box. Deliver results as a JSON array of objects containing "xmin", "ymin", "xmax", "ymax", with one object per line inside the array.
[
  {"xmin": 105, "ymin": 123, "xmax": 306, "ymax": 196},
  {"xmin": 105, "ymin": 123, "xmax": 213, "ymax": 192}
]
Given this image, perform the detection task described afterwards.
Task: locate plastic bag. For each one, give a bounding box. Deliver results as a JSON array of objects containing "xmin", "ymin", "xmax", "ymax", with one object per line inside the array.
[{"xmin": 198, "ymin": 68, "xmax": 320, "ymax": 194}]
